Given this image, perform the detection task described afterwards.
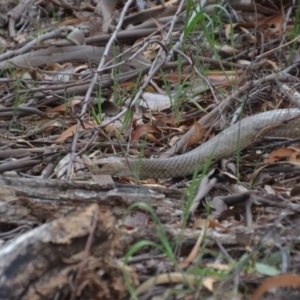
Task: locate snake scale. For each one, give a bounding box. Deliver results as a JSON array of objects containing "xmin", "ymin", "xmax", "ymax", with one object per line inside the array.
[{"xmin": 88, "ymin": 109, "xmax": 300, "ymax": 178}]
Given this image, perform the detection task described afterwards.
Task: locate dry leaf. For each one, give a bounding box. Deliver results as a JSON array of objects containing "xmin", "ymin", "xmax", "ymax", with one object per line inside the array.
[
  {"xmin": 265, "ymin": 147, "xmax": 295, "ymax": 163},
  {"xmin": 144, "ymin": 133, "xmax": 164, "ymax": 146},
  {"xmin": 202, "ymin": 277, "xmax": 216, "ymax": 292},
  {"xmin": 162, "ymin": 73, "xmax": 191, "ymax": 83},
  {"xmin": 46, "ymin": 100, "xmax": 81, "ymax": 114},
  {"xmin": 131, "ymin": 124, "xmax": 161, "ymax": 143},
  {"xmin": 105, "ymin": 125, "xmax": 124, "ymax": 140},
  {"xmin": 102, "ymin": 101, "xmax": 120, "ymax": 115},
  {"xmin": 119, "ymin": 82, "xmax": 136, "ymax": 88},
  {"xmin": 225, "ymin": 23, "xmax": 238, "ymax": 39},
  {"xmin": 56, "ymin": 121, "xmax": 96, "ymax": 141},
  {"xmin": 67, "ymin": 28, "xmax": 85, "ymax": 45},
  {"xmin": 96, "ymin": 0, "xmax": 118, "ymax": 32},
  {"xmin": 180, "ymin": 220, "xmax": 207, "ymax": 269},
  {"xmin": 252, "ymin": 274, "xmax": 300, "ymax": 300},
  {"xmin": 185, "ymin": 122, "xmax": 205, "ymax": 150},
  {"xmin": 205, "ymin": 263, "xmax": 231, "ymax": 271},
  {"xmin": 290, "ymin": 185, "xmax": 300, "ymax": 197},
  {"xmin": 208, "ymin": 219, "xmax": 231, "ymax": 232},
  {"xmin": 207, "ymin": 72, "xmax": 239, "ymax": 87},
  {"xmin": 135, "ymin": 272, "xmax": 215, "ymax": 296}
]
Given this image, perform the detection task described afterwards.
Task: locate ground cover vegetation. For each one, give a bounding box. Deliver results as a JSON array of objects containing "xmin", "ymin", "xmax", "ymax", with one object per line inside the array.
[{"xmin": 0, "ymin": 0, "xmax": 300, "ymax": 299}]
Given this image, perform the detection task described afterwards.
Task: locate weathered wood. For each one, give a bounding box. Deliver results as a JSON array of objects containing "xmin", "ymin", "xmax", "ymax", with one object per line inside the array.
[
  {"xmin": 0, "ymin": 177, "xmax": 184, "ymax": 223},
  {"xmin": 0, "ymin": 204, "xmax": 125, "ymax": 300}
]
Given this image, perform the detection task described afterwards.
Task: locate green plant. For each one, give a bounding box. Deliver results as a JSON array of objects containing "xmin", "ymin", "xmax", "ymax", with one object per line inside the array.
[
  {"xmin": 290, "ymin": 0, "xmax": 300, "ymax": 54},
  {"xmin": 123, "ymin": 202, "xmax": 176, "ymax": 299},
  {"xmin": 184, "ymin": 2, "xmax": 234, "ymax": 78},
  {"xmin": 13, "ymin": 71, "xmax": 33, "ymax": 114},
  {"xmin": 91, "ymin": 86, "xmax": 103, "ymax": 124}
]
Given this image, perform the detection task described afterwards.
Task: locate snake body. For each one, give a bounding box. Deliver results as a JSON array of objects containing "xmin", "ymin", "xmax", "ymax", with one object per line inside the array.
[{"xmin": 91, "ymin": 109, "xmax": 300, "ymax": 178}]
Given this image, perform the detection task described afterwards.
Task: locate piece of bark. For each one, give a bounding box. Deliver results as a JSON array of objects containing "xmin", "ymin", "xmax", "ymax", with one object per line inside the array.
[
  {"xmin": 0, "ymin": 177, "xmax": 183, "ymax": 224},
  {"xmin": 0, "ymin": 204, "xmax": 124, "ymax": 300}
]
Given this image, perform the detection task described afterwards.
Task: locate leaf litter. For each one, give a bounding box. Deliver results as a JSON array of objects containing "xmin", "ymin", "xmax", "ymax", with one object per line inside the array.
[{"xmin": 0, "ymin": 0, "xmax": 299, "ymax": 299}]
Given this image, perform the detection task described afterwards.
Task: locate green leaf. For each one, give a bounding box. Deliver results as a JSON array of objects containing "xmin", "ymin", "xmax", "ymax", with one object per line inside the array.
[{"xmin": 255, "ymin": 262, "xmax": 281, "ymax": 276}]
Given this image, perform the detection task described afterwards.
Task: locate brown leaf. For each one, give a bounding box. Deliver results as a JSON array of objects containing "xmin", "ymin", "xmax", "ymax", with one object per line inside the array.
[
  {"xmin": 46, "ymin": 100, "xmax": 81, "ymax": 113},
  {"xmin": 45, "ymin": 63, "xmax": 64, "ymax": 71},
  {"xmin": 56, "ymin": 121, "xmax": 96, "ymax": 141},
  {"xmin": 119, "ymin": 82, "xmax": 136, "ymax": 88},
  {"xmin": 252, "ymin": 274, "xmax": 300, "ymax": 300},
  {"xmin": 102, "ymin": 101, "xmax": 120, "ymax": 115},
  {"xmin": 131, "ymin": 124, "xmax": 162, "ymax": 143},
  {"xmin": 119, "ymin": 82, "xmax": 154, "ymax": 92},
  {"xmin": 290, "ymin": 185, "xmax": 300, "ymax": 197},
  {"xmin": 143, "ymin": 133, "xmax": 163, "ymax": 146},
  {"xmin": 185, "ymin": 122, "xmax": 205, "ymax": 150},
  {"xmin": 162, "ymin": 73, "xmax": 191, "ymax": 83},
  {"xmin": 180, "ymin": 220, "xmax": 208, "ymax": 269},
  {"xmin": 105, "ymin": 125, "xmax": 124, "ymax": 141},
  {"xmin": 248, "ymin": 164, "xmax": 270, "ymax": 182},
  {"xmin": 207, "ymin": 219, "xmax": 231, "ymax": 232},
  {"xmin": 207, "ymin": 71, "xmax": 239, "ymax": 87},
  {"xmin": 265, "ymin": 147, "xmax": 299, "ymax": 163}
]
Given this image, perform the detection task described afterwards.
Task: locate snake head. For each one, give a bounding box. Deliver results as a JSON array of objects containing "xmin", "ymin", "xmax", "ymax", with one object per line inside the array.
[{"xmin": 84, "ymin": 156, "xmax": 130, "ymax": 176}]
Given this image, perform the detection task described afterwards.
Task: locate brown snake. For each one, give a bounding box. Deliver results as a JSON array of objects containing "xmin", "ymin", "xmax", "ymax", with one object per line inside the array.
[{"xmin": 87, "ymin": 109, "xmax": 300, "ymax": 178}]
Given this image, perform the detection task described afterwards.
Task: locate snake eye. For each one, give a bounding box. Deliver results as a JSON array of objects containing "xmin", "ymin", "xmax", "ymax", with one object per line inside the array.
[{"xmin": 98, "ymin": 163, "xmax": 104, "ymax": 168}]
